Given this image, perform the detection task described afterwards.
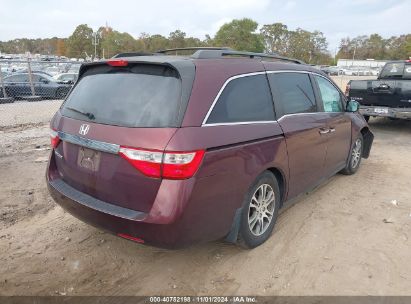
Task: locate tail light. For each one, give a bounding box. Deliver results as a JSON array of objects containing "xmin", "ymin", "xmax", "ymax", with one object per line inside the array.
[
  {"xmin": 117, "ymin": 233, "xmax": 144, "ymax": 243},
  {"xmin": 119, "ymin": 147, "xmax": 205, "ymax": 180},
  {"xmin": 50, "ymin": 129, "xmax": 61, "ymax": 149},
  {"xmin": 107, "ymin": 59, "xmax": 128, "ymax": 67},
  {"xmin": 345, "ymin": 83, "xmax": 350, "ymax": 97}
]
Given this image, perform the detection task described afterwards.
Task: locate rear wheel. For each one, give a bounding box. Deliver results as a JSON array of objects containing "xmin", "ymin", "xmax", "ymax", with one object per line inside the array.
[
  {"xmin": 341, "ymin": 134, "xmax": 363, "ymax": 175},
  {"xmin": 238, "ymin": 171, "xmax": 280, "ymax": 248}
]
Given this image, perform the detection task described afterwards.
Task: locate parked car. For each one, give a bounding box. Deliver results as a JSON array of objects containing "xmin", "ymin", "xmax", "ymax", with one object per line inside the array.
[
  {"xmin": 14, "ymin": 70, "xmax": 53, "ymax": 77},
  {"xmin": 321, "ymin": 66, "xmax": 342, "ymax": 76},
  {"xmin": 47, "ymin": 48, "xmax": 374, "ymax": 249},
  {"xmin": 1, "ymin": 73, "xmax": 72, "ymax": 99},
  {"xmin": 54, "ymin": 73, "xmax": 78, "ymax": 84},
  {"xmin": 347, "ymin": 60, "xmax": 411, "ymax": 121}
]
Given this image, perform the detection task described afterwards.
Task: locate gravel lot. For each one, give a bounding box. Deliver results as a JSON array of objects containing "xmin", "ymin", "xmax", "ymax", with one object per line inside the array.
[
  {"xmin": 0, "ymin": 100, "xmax": 61, "ymax": 128},
  {"xmin": 0, "ymin": 117, "xmax": 410, "ymax": 296}
]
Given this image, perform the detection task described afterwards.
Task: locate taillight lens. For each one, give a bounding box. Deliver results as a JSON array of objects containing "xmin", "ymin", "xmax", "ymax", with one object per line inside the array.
[
  {"xmin": 163, "ymin": 151, "xmax": 205, "ymax": 179},
  {"xmin": 50, "ymin": 129, "xmax": 61, "ymax": 149},
  {"xmin": 107, "ymin": 59, "xmax": 128, "ymax": 67},
  {"xmin": 119, "ymin": 148, "xmax": 162, "ymax": 178},
  {"xmin": 119, "ymin": 147, "xmax": 205, "ymax": 180}
]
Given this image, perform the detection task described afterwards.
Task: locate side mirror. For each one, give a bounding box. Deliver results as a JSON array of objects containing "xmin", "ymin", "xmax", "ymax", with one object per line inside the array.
[{"xmin": 346, "ymin": 100, "xmax": 359, "ymax": 112}]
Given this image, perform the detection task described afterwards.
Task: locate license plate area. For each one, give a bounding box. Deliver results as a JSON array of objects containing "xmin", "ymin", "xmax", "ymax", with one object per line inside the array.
[
  {"xmin": 77, "ymin": 147, "xmax": 101, "ymax": 171},
  {"xmin": 374, "ymin": 107, "xmax": 389, "ymax": 114}
]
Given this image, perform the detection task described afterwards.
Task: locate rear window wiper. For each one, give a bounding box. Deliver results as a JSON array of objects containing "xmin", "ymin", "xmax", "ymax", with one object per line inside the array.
[{"xmin": 65, "ymin": 107, "xmax": 95, "ymax": 120}]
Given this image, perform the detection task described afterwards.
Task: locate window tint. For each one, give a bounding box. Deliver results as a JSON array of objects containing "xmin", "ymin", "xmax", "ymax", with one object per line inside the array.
[
  {"xmin": 5, "ymin": 74, "xmax": 28, "ymax": 82},
  {"xmin": 61, "ymin": 69, "xmax": 182, "ymax": 128},
  {"xmin": 314, "ymin": 76, "xmax": 343, "ymax": 112},
  {"xmin": 379, "ymin": 62, "xmax": 404, "ymax": 79},
  {"xmin": 268, "ymin": 73, "xmax": 316, "ymax": 116},
  {"xmin": 206, "ymin": 74, "xmax": 275, "ymax": 124}
]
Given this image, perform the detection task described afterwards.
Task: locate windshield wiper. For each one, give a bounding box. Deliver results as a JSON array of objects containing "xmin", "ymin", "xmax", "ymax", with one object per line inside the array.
[{"xmin": 65, "ymin": 107, "xmax": 95, "ymax": 120}]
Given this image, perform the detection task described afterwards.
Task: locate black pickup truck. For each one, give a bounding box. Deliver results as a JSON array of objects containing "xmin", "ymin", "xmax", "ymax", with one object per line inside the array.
[{"xmin": 347, "ymin": 60, "xmax": 411, "ymax": 121}]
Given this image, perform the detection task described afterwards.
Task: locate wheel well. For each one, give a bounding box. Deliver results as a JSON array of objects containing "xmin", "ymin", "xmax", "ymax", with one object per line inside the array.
[
  {"xmin": 360, "ymin": 127, "xmax": 373, "ymax": 159},
  {"xmin": 266, "ymin": 167, "xmax": 285, "ymax": 207}
]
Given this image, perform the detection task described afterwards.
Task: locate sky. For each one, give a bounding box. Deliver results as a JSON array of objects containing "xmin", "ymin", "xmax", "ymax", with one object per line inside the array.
[{"xmin": 0, "ymin": 0, "xmax": 410, "ymax": 52}]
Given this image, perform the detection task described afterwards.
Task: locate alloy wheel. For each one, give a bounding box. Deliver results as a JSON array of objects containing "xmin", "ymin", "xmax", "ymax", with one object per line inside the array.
[
  {"xmin": 351, "ymin": 138, "xmax": 362, "ymax": 169},
  {"xmin": 248, "ymin": 184, "xmax": 275, "ymax": 236}
]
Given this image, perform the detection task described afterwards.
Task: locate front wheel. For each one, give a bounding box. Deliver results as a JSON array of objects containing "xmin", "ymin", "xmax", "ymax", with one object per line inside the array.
[
  {"xmin": 341, "ymin": 134, "xmax": 363, "ymax": 175},
  {"xmin": 238, "ymin": 171, "xmax": 280, "ymax": 248},
  {"xmin": 363, "ymin": 115, "xmax": 370, "ymax": 122}
]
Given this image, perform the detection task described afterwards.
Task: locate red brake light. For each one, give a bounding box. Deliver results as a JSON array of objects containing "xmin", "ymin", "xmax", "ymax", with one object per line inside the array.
[
  {"xmin": 50, "ymin": 129, "xmax": 60, "ymax": 149},
  {"xmin": 117, "ymin": 233, "xmax": 144, "ymax": 243},
  {"xmin": 163, "ymin": 150, "xmax": 205, "ymax": 179},
  {"xmin": 118, "ymin": 147, "xmax": 205, "ymax": 180},
  {"xmin": 119, "ymin": 147, "xmax": 162, "ymax": 178},
  {"xmin": 107, "ymin": 59, "xmax": 128, "ymax": 67}
]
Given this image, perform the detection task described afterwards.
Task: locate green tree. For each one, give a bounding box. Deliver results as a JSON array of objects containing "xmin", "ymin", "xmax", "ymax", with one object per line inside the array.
[
  {"xmin": 168, "ymin": 30, "xmax": 186, "ymax": 48},
  {"xmin": 260, "ymin": 23, "xmax": 290, "ymax": 54},
  {"xmin": 287, "ymin": 29, "xmax": 329, "ymax": 64},
  {"xmin": 214, "ymin": 18, "xmax": 264, "ymax": 52},
  {"xmin": 66, "ymin": 24, "xmax": 93, "ymax": 58},
  {"xmin": 100, "ymin": 27, "xmax": 137, "ymax": 58}
]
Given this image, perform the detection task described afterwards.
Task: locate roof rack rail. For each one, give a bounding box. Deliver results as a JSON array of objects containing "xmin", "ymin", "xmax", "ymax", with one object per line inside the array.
[
  {"xmin": 191, "ymin": 49, "xmax": 304, "ymax": 64},
  {"xmin": 156, "ymin": 47, "xmax": 232, "ymax": 54},
  {"xmin": 112, "ymin": 52, "xmax": 155, "ymax": 58}
]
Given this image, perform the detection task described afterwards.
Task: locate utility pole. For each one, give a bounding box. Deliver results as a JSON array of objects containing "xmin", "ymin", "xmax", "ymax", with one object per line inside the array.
[{"xmin": 92, "ymin": 30, "xmax": 101, "ymax": 61}]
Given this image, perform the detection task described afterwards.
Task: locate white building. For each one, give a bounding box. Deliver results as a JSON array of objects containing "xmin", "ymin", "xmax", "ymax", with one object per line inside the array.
[{"xmin": 337, "ymin": 59, "xmax": 387, "ymax": 68}]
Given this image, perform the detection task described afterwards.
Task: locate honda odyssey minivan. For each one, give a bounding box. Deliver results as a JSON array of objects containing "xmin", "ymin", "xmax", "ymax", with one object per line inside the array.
[{"xmin": 47, "ymin": 48, "xmax": 374, "ymax": 249}]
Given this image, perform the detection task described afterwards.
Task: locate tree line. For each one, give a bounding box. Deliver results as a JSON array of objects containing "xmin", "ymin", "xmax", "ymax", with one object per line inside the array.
[{"xmin": 0, "ymin": 18, "xmax": 410, "ymax": 64}]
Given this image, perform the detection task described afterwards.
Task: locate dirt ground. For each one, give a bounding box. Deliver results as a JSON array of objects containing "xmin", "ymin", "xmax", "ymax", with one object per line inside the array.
[{"xmin": 0, "ymin": 117, "xmax": 410, "ymax": 296}]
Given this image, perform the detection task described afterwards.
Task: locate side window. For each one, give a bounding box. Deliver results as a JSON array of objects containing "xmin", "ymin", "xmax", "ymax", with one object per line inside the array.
[
  {"xmin": 314, "ymin": 76, "xmax": 343, "ymax": 112},
  {"xmin": 206, "ymin": 74, "xmax": 275, "ymax": 124},
  {"xmin": 6, "ymin": 74, "xmax": 28, "ymax": 82},
  {"xmin": 268, "ymin": 73, "xmax": 316, "ymax": 117}
]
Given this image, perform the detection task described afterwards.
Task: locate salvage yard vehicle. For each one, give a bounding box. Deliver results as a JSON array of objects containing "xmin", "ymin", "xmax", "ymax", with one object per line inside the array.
[
  {"xmin": 54, "ymin": 72, "xmax": 78, "ymax": 84},
  {"xmin": 1, "ymin": 73, "xmax": 72, "ymax": 99},
  {"xmin": 347, "ymin": 60, "xmax": 411, "ymax": 121},
  {"xmin": 46, "ymin": 48, "xmax": 374, "ymax": 249}
]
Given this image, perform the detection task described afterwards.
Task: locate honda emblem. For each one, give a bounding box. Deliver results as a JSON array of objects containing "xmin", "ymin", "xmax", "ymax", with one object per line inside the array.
[{"xmin": 79, "ymin": 124, "xmax": 90, "ymax": 136}]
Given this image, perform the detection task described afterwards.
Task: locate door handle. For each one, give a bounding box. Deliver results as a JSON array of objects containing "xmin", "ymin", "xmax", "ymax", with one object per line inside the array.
[{"xmin": 319, "ymin": 128, "xmax": 330, "ymax": 135}]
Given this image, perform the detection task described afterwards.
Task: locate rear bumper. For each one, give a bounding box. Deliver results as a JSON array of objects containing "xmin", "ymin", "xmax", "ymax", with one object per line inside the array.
[
  {"xmin": 47, "ymin": 178, "xmax": 187, "ymax": 248},
  {"xmin": 360, "ymin": 106, "xmax": 411, "ymax": 120}
]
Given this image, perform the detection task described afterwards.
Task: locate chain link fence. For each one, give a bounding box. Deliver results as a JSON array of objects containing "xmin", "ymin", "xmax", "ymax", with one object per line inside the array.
[
  {"xmin": 0, "ymin": 59, "xmax": 377, "ymax": 129},
  {"xmin": 0, "ymin": 59, "xmax": 82, "ymax": 128}
]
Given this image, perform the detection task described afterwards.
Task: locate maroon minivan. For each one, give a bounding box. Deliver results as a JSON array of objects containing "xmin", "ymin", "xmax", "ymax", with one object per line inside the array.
[{"xmin": 47, "ymin": 48, "xmax": 374, "ymax": 249}]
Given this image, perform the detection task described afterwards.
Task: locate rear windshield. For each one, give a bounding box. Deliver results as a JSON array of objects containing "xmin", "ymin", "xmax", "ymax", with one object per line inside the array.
[
  {"xmin": 379, "ymin": 62, "xmax": 405, "ymax": 79},
  {"xmin": 61, "ymin": 65, "xmax": 182, "ymax": 127}
]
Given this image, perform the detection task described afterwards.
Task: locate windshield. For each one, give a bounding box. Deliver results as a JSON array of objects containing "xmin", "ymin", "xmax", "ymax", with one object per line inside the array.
[{"xmin": 61, "ymin": 69, "xmax": 182, "ymax": 128}]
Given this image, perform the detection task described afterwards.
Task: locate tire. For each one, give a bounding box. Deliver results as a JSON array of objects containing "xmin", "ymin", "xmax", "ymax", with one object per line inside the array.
[
  {"xmin": 238, "ymin": 171, "xmax": 280, "ymax": 248},
  {"xmin": 363, "ymin": 115, "xmax": 370, "ymax": 122},
  {"xmin": 341, "ymin": 134, "xmax": 363, "ymax": 175}
]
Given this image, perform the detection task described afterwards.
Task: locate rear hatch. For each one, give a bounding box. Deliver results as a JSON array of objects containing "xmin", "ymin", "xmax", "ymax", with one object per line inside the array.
[{"xmin": 50, "ymin": 59, "xmax": 194, "ymax": 213}]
